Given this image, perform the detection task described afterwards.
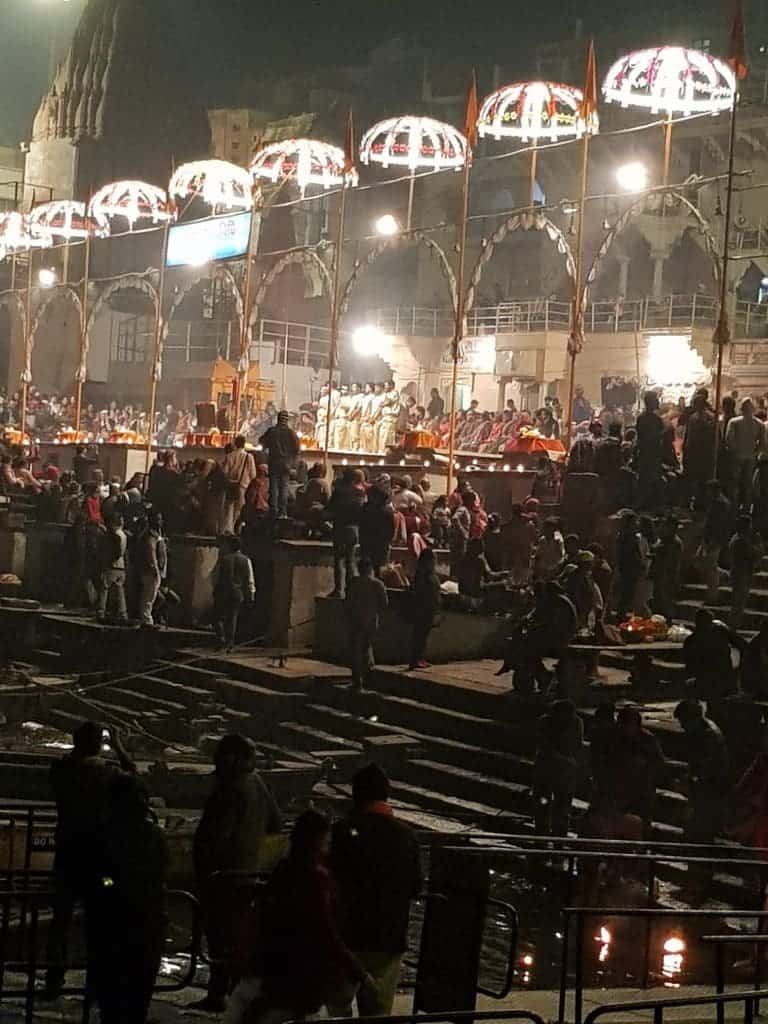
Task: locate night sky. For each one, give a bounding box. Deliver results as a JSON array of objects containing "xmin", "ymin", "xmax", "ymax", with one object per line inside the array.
[{"xmin": 0, "ymin": 0, "xmax": 760, "ymax": 147}]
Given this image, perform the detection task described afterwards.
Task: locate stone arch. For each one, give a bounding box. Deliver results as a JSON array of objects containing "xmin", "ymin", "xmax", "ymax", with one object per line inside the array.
[
  {"xmin": 339, "ymin": 232, "xmax": 457, "ymax": 317},
  {"xmin": 250, "ymin": 248, "xmax": 334, "ymax": 327},
  {"xmin": 29, "ymin": 285, "xmax": 84, "ymax": 394},
  {"xmin": 465, "ymin": 212, "xmax": 576, "ymax": 316},
  {"xmin": 0, "ymin": 291, "xmax": 25, "ymax": 389},
  {"xmin": 0, "ymin": 290, "xmax": 27, "ymax": 333},
  {"xmin": 162, "ymin": 265, "xmax": 244, "ymax": 341},
  {"xmin": 584, "ymin": 191, "xmax": 721, "ymax": 304},
  {"xmin": 84, "ymin": 273, "xmax": 159, "ymax": 377}
]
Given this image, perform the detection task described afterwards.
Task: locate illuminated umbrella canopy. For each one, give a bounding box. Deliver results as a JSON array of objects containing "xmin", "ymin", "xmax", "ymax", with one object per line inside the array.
[
  {"xmin": 28, "ymin": 200, "xmax": 93, "ymax": 240},
  {"xmin": 88, "ymin": 181, "xmax": 174, "ymax": 233},
  {"xmin": 250, "ymin": 139, "xmax": 359, "ymax": 195},
  {"xmin": 602, "ymin": 46, "xmax": 735, "ymax": 115},
  {"xmin": 169, "ymin": 159, "xmax": 254, "ymax": 212},
  {"xmin": 359, "ymin": 116, "xmax": 468, "ymax": 171},
  {"xmin": 478, "ymin": 81, "xmax": 597, "ymax": 142},
  {"xmin": 0, "ymin": 212, "xmax": 52, "ymax": 261}
]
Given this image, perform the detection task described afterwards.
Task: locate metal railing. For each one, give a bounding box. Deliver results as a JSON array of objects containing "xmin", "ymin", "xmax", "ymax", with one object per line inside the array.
[
  {"xmin": 0, "ymin": 887, "xmax": 201, "ymax": 1024},
  {"xmin": 252, "ymin": 318, "xmax": 333, "ymax": 370},
  {"xmin": 370, "ymin": 295, "xmax": 768, "ymax": 340},
  {"xmin": 312, "ymin": 1012, "xmax": 548, "ymax": 1024},
  {"xmin": 562, "ymin": 906, "xmax": 768, "ymax": 1024},
  {"xmin": 584, "ymin": 988, "xmax": 767, "ymax": 1024}
]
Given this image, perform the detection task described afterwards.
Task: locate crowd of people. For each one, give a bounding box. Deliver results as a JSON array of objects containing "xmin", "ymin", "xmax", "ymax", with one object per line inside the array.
[{"xmin": 47, "ymin": 725, "xmax": 420, "ymax": 1024}]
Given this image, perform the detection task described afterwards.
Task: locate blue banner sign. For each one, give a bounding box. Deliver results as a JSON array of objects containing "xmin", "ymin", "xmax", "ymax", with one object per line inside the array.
[{"xmin": 166, "ymin": 212, "xmax": 252, "ymax": 267}]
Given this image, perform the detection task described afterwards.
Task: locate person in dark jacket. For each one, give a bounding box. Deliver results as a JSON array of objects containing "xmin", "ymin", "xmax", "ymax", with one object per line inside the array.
[
  {"xmin": 683, "ymin": 608, "xmax": 745, "ymax": 708},
  {"xmin": 652, "ymin": 514, "xmax": 683, "ymax": 624},
  {"xmin": 532, "ymin": 700, "xmax": 584, "ymax": 836},
  {"xmin": 252, "ymin": 811, "xmax": 368, "ymax": 1022},
  {"xmin": 329, "ymin": 764, "xmax": 421, "ymax": 1017},
  {"xmin": 675, "ymin": 698, "xmax": 730, "ymax": 845},
  {"xmin": 358, "ymin": 483, "xmax": 395, "ymax": 576},
  {"xmin": 635, "ymin": 390, "xmax": 664, "ymax": 509},
  {"xmin": 192, "ymin": 735, "xmax": 282, "ymax": 1012},
  {"xmin": 408, "ymin": 548, "xmax": 441, "ymax": 669},
  {"xmin": 260, "ymin": 411, "xmax": 301, "ymax": 519},
  {"xmin": 729, "ymin": 515, "xmax": 763, "ymax": 628},
  {"xmin": 743, "ymin": 622, "xmax": 768, "ymax": 699},
  {"xmin": 326, "ymin": 468, "xmax": 365, "ymax": 599},
  {"xmin": 615, "ymin": 510, "xmax": 643, "ymax": 620},
  {"xmin": 346, "ymin": 559, "xmax": 389, "ymax": 691},
  {"xmin": 45, "ymin": 721, "xmax": 135, "ymax": 1000},
  {"xmin": 85, "ymin": 775, "xmax": 166, "ymax": 1024}
]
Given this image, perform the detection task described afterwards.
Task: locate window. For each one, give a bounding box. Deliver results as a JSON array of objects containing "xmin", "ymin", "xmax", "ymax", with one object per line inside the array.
[
  {"xmin": 693, "ymin": 37, "xmax": 711, "ymax": 52},
  {"xmin": 232, "ymin": 123, "xmax": 241, "ymax": 132},
  {"xmin": 113, "ymin": 317, "xmax": 147, "ymax": 363},
  {"xmin": 231, "ymin": 141, "xmax": 240, "ymax": 151}
]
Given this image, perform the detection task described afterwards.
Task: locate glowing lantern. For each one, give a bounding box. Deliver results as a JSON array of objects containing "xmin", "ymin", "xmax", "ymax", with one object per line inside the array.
[
  {"xmin": 250, "ymin": 139, "xmax": 358, "ymax": 195},
  {"xmin": 88, "ymin": 181, "xmax": 174, "ymax": 233},
  {"xmin": 360, "ymin": 116, "xmax": 467, "ymax": 171},
  {"xmin": 169, "ymin": 160, "xmax": 254, "ymax": 212}
]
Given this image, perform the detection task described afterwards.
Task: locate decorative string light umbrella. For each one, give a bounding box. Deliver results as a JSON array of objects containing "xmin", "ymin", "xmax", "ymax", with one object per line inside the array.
[
  {"xmin": 88, "ymin": 180, "xmax": 174, "ymax": 234},
  {"xmin": 359, "ymin": 115, "xmax": 468, "ymax": 229},
  {"xmin": 478, "ymin": 81, "xmax": 598, "ymax": 205},
  {"xmin": 28, "ymin": 199, "xmax": 98, "ymax": 284},
  {"xmin": 0, "ymin": 211, "xmax": 52, "ymax": 261},
  {"xmin": 169, "ymin": 159, "xmax": 254, "ymax": 214},
  {"xmin": 602, "ymin": 46, "xmax": 735, "ymax": 185},
  {"xmin": 250, "ymin": 138, "xmax": 359, "ymax": 197}
]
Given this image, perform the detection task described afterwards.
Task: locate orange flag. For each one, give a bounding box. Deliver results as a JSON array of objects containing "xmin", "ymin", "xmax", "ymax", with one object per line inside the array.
[
  {"xmin": 464, "ymin": 71, "xmax": 479, "ymax": 150},
  {"xmin": 728, "ymin": 0, "xmax": 748, "ymax": 80},
  {"xmin": 579, "ymin": 40, "xmax": 599, "ymax": 135},
  {"xmin": 343, "ymin": 109, "xmax": 356, "ymax": 176}
]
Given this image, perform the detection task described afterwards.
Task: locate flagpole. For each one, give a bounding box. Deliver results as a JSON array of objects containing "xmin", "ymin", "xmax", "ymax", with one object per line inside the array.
[
  {"xmin": 323, "ymin": 181, "xmax": 348, "ymax": 464},
  {"xmin": 564, "ymin": 42, "xmax": 596, "ymax": 451},
  {"xmin": 446, "ymin": 151, "xmax": 472, "ymax": 498},
  {"xmin": 712, "ymin": 85, "xmax": 739, "ymax": 471},
  {"xmin": 74, "ymin": 229, "xmax": 91, "ymax": 435},
  {"xmin": 145, "ymin": 221, "xmax": 171, "ymax": 475}
]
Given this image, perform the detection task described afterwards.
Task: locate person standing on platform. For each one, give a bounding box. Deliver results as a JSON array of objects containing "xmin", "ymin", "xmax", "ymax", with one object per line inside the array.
[
  {"xmin": 652, "ymin": 514, "xmax": 683, "ymax": 624},
  {"xmin": 359, "ymin": 482, "xmax": 396, "ymax": 576},
  {"xmin": 334, "ymin": 387, "xmax": 352, "ymax": 452},
  {"xmin": 327, "ymin": 468, "xmax": 366, "ymax": 599},
  {"xmin": 725, "ymin": 398, "xmax": 765, "ymax": 511},
  {"xmin": 369, "ymin": 383, "xmax": 386, "ymax": 453},
  {"xmin": 360, "ymin": 383, "xmax": 377, "ymax": 454},
  {"xmin": 408, "ymin": 548, "xmax": 441, "ymax": 670},
  {"xmin": 683, "ymin": 390, "xmax": 717, "ymax": 510},
  {"xmin": 96, "ymin": 513, "xmax": 128, "ymax": 625},
  {"xmin": 315, "ymin": 385, "xmax": 331, "ymax": 449},
  {"xmin": 377, "ymin": 380, "xmax": 400, "ymax": 453},
  {"xmin": 636, "ymin": 390, "xmax": 665, "ymax": 510},
  {"xmin": 329, "ymin": 765, "xmax": 421, "ymax": 1018},
  {"xmin": 532, "ymin": 700, "xmax": 584, "ymax": 837},
  {"xmin": 136, "ymin": 509, "xmax": 165, "ymax": 628},
  {"xmin": 345, "ymin": 559, "xmax": 389, "ymax": 691},
  {"xmin": 571, "ymin": 386, "xmax": 592, "ymax": 427},
  {"xmin": 221, "ymin": 436, "xmax": 257, "ymax": 534},
  {"xmin": 260, "ymin": 411, "xmax": 300, "ymax": 520},
  {"xmin": 346, "ymin": 383, "xmax": 363, "ymax": 451}
]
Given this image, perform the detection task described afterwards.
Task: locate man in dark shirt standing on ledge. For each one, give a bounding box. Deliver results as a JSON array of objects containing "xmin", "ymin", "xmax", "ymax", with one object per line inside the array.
[
  {"xmin": 260, "ymin": 411, "xmax": 300, "ymax": 519},
  {"xmin": 329, "ymin": 764, "xmax": 421, "ymax": 1017}
]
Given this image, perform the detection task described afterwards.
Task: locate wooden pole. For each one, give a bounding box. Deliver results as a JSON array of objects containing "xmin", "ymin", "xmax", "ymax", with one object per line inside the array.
[
  {"xmin": 446, "ymin": 151, "xmax": 472, "ymax": 497},
  {"xmin": 529, "ymin": 138, "xmax": 539, "ymax": 208},
  {"xmin": 662, "ymin": 111, "xmax": 674, "ymax": 188},
  {"xmin": 323, "ymin": 181, "xmax": 349, "ymax": 464},
  {"xmin": 563, "ymin": 129, "xmax": 591, "ymax": 449},
  {"xmin": 74, "ymin": 230, "xmax": 91, "ymax": 434},
  {"xmin": 235, "ymin": 205, "xmax": 259, "ymax": 429},
  {"xmin": 407, "ymin": 168, "xmax": 416, "ymax": 232},
  {"xmin": 712, "ymin": 86, "xmax": 739, "ymax": 472},
  {"xmin": 20, "ymin": 251, "xmax": 33, "ymax": 439},
  {"xmin": 145, "ymin": 221, "xmax": 171, "ymax": 474}
]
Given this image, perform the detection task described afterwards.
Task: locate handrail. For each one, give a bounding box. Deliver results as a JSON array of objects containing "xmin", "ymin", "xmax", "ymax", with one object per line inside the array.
[
  {"xmin": 309, "ymin": 1012, "xmax": 548, "ymax": 1024},
  {"xmin": 583, "ymin": 988, "xmax": 766, "ymax": 1024}
]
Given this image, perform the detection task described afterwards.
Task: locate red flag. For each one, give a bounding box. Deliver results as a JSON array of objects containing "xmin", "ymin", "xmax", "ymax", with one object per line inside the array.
[
  {"xmin": 343, "ymin": 109, "xmax": 356, "ymax": 176},
  {"xmin": 728, "ymin": 0, "xmax": 748, "ymax": 80},
  {"xmin": 579, "ymin": 40, "xmax": 599, "ymax": 135},
  {"xmin": 464, "ymin": 71, "xmax": 479, "ymax": 150}
]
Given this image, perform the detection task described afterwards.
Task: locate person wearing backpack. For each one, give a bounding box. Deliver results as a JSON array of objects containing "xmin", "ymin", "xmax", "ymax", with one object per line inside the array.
[{"xmin": 96, "ymin": 513, "xmax": 128, "ymax": 625}]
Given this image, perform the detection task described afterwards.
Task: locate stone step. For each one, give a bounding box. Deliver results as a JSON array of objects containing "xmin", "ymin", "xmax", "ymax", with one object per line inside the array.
[
  {"xmin": 388, "ymin": 778, "xmax": 530, "ymax": 832},
  {"xmin": 154, "ymin": 661, "xmax": 224, "ymax": 692},
  {"xmin": 137, "ymin": 675, "xmax": 213, "ymax": 709},
  {"xmin": 677, "ymin": 598, "xmax": 767, "ymax": 629},
  {"xmin": 101, "ymin": 686, "xmax": 187, "ymax": 716},
  {"xmin": 215, "ymin": 678, "xmax": 306, "ymax": 717},
  {"xmin": 399, "ymin": 758, "xmax": 529, "ymax": 815},
  {"xmin": 188, "ymin": 655, "xmax": 317, "ymax": 693},
  {"xmin": 303, "ymin": 703, "xmax": 399, "ymax": 744},
  {"xmin": 372, "ymin": 693, "xmax": 520, "ymax": 750},
  {"xmin": 368, "ymin": 665, "xmax": 512, "ymax": 719},
  {"xmin": 278, "ymin": 722, "xmax": 363, "ymax": 754}
]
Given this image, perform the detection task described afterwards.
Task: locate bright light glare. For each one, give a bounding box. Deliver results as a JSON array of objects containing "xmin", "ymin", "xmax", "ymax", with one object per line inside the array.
[
  {"xmin": 647, "ymin": 334, "xmax": 706, "ymax": 387},
  {"xmin": 353, "ymin": 325, "xmax": 385, "ymax": 357},
  {"xmin": 663, "ymin": 937, "xmax": 685, "ymax": 954},
  {"xmin": 38, "ymin": 268, "xmax": 57, "ymax": 288},
  {"xmin": 375, "ymin": 214, "xmax": 400, "ymax": 237},
  {"xmin": 616, "ymin": 161, "xmax": 648, "ymax": 193}
]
